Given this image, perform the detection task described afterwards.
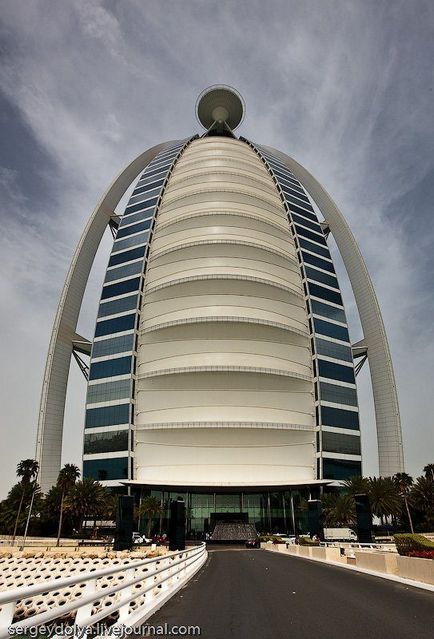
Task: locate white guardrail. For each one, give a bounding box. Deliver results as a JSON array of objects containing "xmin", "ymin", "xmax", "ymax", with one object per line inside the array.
[
  {"xmin": 320, "ymin": 541, "xmax": 395, "ymax": 550},
  {"xmin": 319, "ymin": 541, "xmax": 397, "ymax": 556},
  {"xmin": 0, "ymin": 543, "xmax": 207, "ymax": 638}
]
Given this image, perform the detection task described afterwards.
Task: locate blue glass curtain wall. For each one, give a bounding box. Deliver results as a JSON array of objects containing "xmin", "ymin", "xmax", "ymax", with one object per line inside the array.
[
  {"xmin": 245, "ymin": 139, "xmax": 361, "ymax": 480},
  {"xmin": 83, "ymin": 137, "xmax": 197, "ymax": 481}
]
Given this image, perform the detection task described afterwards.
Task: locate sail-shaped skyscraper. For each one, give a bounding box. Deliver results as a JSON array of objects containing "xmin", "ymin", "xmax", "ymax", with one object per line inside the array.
[{"xmin": 36, "ymin": 86, "xmax": 404, "ymax": 534}]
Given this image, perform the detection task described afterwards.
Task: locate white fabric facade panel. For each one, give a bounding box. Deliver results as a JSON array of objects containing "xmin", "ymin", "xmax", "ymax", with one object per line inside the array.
[
  {"xmin": 135, "ymin": 428, "xmax": 315, "ymax": 486},
  {"xmin": 135, "ymin": 139, "xmax": 315, "ymax": 487}
]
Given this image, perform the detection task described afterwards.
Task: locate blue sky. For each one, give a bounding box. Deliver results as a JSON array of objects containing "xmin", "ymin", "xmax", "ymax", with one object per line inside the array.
[{"xmin": 0, "ymin": 0, "xmax": 433, "ymax": 495}]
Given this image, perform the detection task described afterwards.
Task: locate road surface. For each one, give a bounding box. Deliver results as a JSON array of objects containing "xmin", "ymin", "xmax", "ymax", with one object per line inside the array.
[{"xmin": 147, "ymin": 548, "xmax": 434, "ymax": 639}]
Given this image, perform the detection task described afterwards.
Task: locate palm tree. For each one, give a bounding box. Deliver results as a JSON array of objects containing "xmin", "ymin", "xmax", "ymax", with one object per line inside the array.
[
  {"xmin": 411, "ymin": 476, "xmax": 434, "ymax": 529},
  {"xmin": 139, "ymin": 496, "xmax": 164, "ymax": 538},
  {"xmin": 322, "ymin": 493, "xmax": 356, "ymax": 527},
  {"xmin": 342, "ymin": 476, "xmax": 370, "ymax": 496},
  {"xmin": 12, "ymin": 459, "xmax": 39, "ymax": 540},
  {"xmin": 393, "ymin": 472, "xmax": 414, "ymax": 533},
  {"xmin": 423, "ymin": 464, "xmax": 434, "ymax": 481},
  {"xmin": 65, "ymin": 478, "xmax": 108, "ymax": 535},
  {"xmin": 56, "ymin": 464, "xmax": 80, "ymax": 546},
  {"xmin": 367, "ymin": 476, "xmax": 401, "ymax": 526}
]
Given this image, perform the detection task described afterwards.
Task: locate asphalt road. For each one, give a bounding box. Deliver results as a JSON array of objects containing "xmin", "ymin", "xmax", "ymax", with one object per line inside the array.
[{"xmin": 147, "ymin": 548, "xmax": 434, "ymax": 639}]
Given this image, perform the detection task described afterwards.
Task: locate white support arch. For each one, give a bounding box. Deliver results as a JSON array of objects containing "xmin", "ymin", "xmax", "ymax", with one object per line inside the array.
[
  {"xmin": 36, "ymin": 141, "xmax": 177, "ymax": 493},
  {"xmin": 265, "ymin": 145, "xmax": 404, "ymax": 476}
]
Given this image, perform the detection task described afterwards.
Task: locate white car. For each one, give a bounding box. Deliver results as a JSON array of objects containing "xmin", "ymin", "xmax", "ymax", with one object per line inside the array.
[{"xmin": 132, "ymin": 532, "xmax": 151, "ymax": 544}]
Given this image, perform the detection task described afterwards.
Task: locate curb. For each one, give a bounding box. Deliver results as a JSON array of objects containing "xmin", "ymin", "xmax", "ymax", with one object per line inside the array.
[{"xmin": 264, "ymin": 547, "xmax": 434, "ymax": 592}]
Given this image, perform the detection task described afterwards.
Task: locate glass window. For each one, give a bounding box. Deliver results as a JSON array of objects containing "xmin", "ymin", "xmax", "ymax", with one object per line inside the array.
[
  {"xmin": 282, "ymin": 185, "xmax": 311, "ymax": 205},
  {"xmin": 305, "ymin": 265, "xmax": 339, "ymax": 289},
  {"xmin": 101, "ymin": 277, "xmax": 140, "ymax": 300},
  {"xmin": 287, "ymin": 202, "xmax": 318, "ymax": 222},
  {"xmin": 299, "ymin": 238, "xmax": 331, "ymax": 259},
  {"xmin": 108, "ymin": 246, "xmax": 145, "ymax": 268},
  {"xmin": 132, "ymin": 179, "xmax": 164, "ymax": 198},
  {"xmin": 320, "ymin": 382, "xmax": 358, "ymax": 406},
  {"xmin": 314, "ymin": 318, "xmax": 349, "ymax": 342},
  {"xmin": 137, "ymin": 171, "xmax": 166, "ymax": 187},
  {"xmin": 128, "ymin": 187, "xmax": 161, "ymax": 205},
  {"xmin": 284, "ymin": 182, "xmax": 305, "ymax": 197},
  {"xmin": 98, "ymin": 295, "xmax": 138, "ymax": 319},
  {"xmin": 284, "ymin": 193, "xmax": 314, "ymax": 214},
  {"xmin": 83, "ymin": 457, "xmax": 129, "ymax": 481},
  {"xmin": 87, "ymin": 378, "xmax": 131, "ymax": 405},
  {"xmin": 148, "ymin": 155, "xmax": 170, "ymax": 168},
  {"xmin": 156, "ymin": 146, "xmax": 181, "ymax": 159},
  {"xmin": 322, "ymin": 459, "xmax": 362, "ymax": 480},
  {"xmin": 267, "ymin": 156, "xmax": 291, "ymax": 170},
  {"xmin": 318, "ymin": 359, "xmax": 355, "ymax": 384},
  {"xmin": 315, "ymin": 338, "xmax": 352, "ymax": 362},
  {"xmin": 309, "ymin": 283, "xmax": 343, "ymax": 306},
  {"xmin": 85, "ymin": 403, "xmax": 130, "ymax": 428},
  {"xmin": 273, "ymin": 167, "xmax": 298, "ymax": 184},
  {"xmin": 140, "ymin": 163, "xmax": 171, "ymax": 179},
  {"xmin": 321, "ymin": 406, "xmax": 360, "ymax": 430},
  {"xmin": 311, "ymin": 299, "xmax": 346, "ymax": 323},
  {"xmin": 112, "ymin": 231, "xmax": 149, "ymax": 254},
  {"xmin": 292, "ymin": 214, "xmax": 322, "ymax": 233},
  {"xmin": 215, "ymin": 494, "xmax": 241, "ymax": 512},
  {"xmin": 149, "ymin": 153, "xmax": 176, "ymax": 168},
  {"xmin": 83, "ymin": 430, "xmax": 129, "ymax": 455},
  {"xmin": 302, "ymin": 252, "xmax": 335, "ymax": 273},
  {"xmin": 269, "ymin": 168, "xmax": 305, "ymax": 188},
  {"xmin": 92, "ymin": 333, "xmax": 135, "ymax": 358},
  {"xmin": 150, "ymin": 151, "xmax": 177, "ymax": 166},
  {"xmin": 119, "ymin": 210, "xmax": 153, "ymax": 227},
  {"xmin": 322, "ymin": 431, "xmax": 361, "ymax": 455},
  {"xmin": 95, "ymin": 313, "xmax": 136, "ymax": 338},
  {"xmin": 116, "ymin": 217, "xmax": 153, "ymax": 239},
  {"xmin": 105, "ymin": 261, "xmax": 142, "ymax": 284},
  {"xmin": 154, "ymin": 144, "xmax": 181, "ymax": 157},
  {"xmin": 124, "ymin": 197, "xmax": 159, "ymax": 217},
  {"xmin": 295, "ymin": 224, "xmax": 327, "ymax": 246},
  {"xmin": 89, "ymin": 356, "xmax": 132, "ymax": 380}
]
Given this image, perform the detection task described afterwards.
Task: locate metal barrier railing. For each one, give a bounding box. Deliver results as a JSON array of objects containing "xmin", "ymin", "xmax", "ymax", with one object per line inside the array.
[
  {"xmin": 0, "ymin": 542, "xmax": 207, "ymax": 637},
  {"xmin": 319, "ymin": 541, "xmax": 397, "ymax": 557}
]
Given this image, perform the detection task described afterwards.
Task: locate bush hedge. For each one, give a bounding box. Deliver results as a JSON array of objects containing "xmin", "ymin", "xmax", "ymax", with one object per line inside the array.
[
  {"xmin": 408, "ymin": 550, "xmax": 434, "ymax": 560},
  {"xmin": 259, "ymin": 535, "xmax": 285, "ymax": 544},
  {"xmin": 298, "ymin": 535, "xmax": 320, "ymax": 546},
  {"xmin": 394, "ymin": 533, "xmax": 434, "ymax": 556}
]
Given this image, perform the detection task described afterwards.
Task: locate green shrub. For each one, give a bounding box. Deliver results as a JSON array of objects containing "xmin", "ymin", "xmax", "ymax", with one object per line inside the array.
[
  {"xmin": 298, "ymin": 535, "xmax": 320, "ymax": 546},
  {"xmin": 259, "ymin": 535, "xmax": 284, "ymax": 543},
  {"xmin": 394, "ymin": 533, "xmax": 434, "ymax": 556}
]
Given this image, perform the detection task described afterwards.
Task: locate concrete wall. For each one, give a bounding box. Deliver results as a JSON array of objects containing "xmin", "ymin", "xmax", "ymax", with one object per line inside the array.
[
  {"xmin": 264, "ymin": 544, "xmax": 434, "ymax": 585},
  {"xmin": 354, "ymin": 551, "xmax": 398, "ymax": 575},
  {"xmin": 397, "ymin": 555, "xmax": 434, "ymax": 584}
]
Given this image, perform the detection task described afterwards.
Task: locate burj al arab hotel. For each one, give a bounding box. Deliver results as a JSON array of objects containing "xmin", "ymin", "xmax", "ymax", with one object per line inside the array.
[{"xmin": 35, "ymin": 86, "xmax": 404, "ymax": 534}]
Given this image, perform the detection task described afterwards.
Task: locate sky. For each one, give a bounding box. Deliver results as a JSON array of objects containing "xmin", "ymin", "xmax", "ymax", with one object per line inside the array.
[{"xmin": 0, "ymin": 0, "xmax": 433, "ymax": 497}]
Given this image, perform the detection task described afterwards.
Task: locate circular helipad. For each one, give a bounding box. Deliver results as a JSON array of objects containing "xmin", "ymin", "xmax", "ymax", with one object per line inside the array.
[{"xmin": 196, "ymin": 85, "xmax": 245, "ymax": 131}]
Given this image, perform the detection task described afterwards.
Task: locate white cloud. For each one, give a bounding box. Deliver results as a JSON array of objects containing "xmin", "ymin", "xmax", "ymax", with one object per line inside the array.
[{"xmin": 0, "ymin": 0, "xmax": 433, "ymax": 495}]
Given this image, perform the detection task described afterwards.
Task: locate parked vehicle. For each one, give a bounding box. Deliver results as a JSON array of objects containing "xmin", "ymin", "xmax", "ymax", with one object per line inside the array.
[
  {"xmin": 245, "ymin": 538, "xmax": 260, "ymax": 548},
  {"xmin": 324, "ymin": 527, "xmax": 357, "ymax": 541},
  {"xmin": 132, "ymin": 532, "xmax": 151, "ymax": 544}
]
